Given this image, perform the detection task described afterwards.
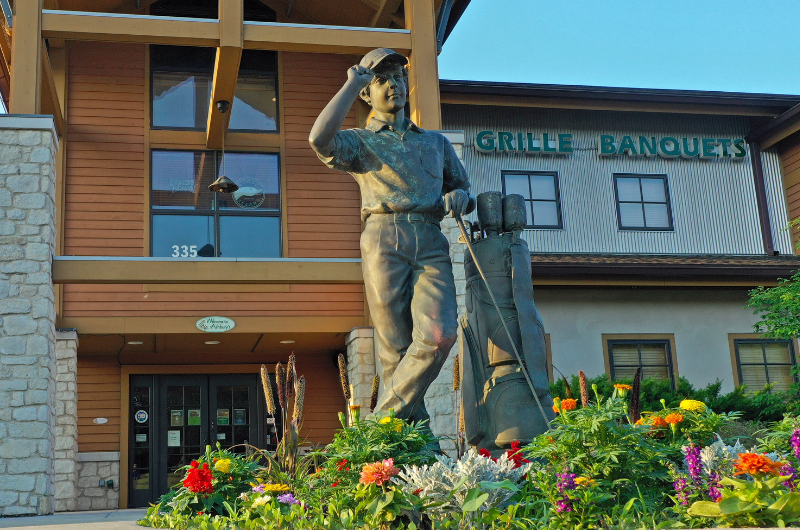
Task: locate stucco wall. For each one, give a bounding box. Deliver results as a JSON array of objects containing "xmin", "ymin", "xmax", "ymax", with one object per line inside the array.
[{"xmin": 534, "ymin": 287, "xmax": 762, "ymax": 393}]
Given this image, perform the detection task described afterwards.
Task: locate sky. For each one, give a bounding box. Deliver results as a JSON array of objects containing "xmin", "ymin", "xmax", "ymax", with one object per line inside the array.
[{"xmin": 438, "ymin": 0, "xmax": 800, "ymax": 95}]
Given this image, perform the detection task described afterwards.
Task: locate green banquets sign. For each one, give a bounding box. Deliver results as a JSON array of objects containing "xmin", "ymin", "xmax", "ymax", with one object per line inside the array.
[
  {"xmin": 475, "ymin": 131, "xmax": 573, "ymax": 154},
  {"xmin": 598, "ymin": 135, "xmax": 747, "ymax": 160},
  {"xmin": 474, "ymin": 130, "xmax": 748, "ymax": 160}
]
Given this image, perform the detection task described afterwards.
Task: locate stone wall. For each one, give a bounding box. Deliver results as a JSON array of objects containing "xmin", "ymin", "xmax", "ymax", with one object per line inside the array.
[
  {"xmin": 76, "ymin": 452, "xmax": 120, "ymax": 511},
  {"xmin": 54, "ymin": 331, "xmax": 79, "ymax": 512},
  {"xmin": 345, "ymin": 327, "xmax": 376, "ymax": 411},
  {"xmin": 0, "ymin": 116, "xmax": 59, "ymax": 516}
]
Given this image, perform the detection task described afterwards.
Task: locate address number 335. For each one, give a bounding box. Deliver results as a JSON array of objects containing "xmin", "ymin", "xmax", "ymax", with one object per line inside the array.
[{"xmin": 171, "ymin": 245, "xmax": 198, "ymax": 258}]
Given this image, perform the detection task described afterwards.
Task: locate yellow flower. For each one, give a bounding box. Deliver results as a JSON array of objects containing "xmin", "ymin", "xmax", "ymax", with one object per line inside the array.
[
  {"xmin": 262, "ymin": 484, "xmax": 291, "ymax": 492},
  {"xmin": 679, "ymin": 399, "xmax": 705, "ymax": 412},
  {"xmin": 613, "ymin": 384, "xmax": 633, "ymax": 391},
  {"xmin": 574, "ymin": 477, "xmax": 596, "ymax": 487},
  {"xmin": 251, "ymin": 495, "xmax": 273, "ymax": 507},
  {"xmin": 214, "ymin": 458, "xmax": 232, "ymax": 473},
  {"xmin": 379, "ymin": 416, "xmax": 403, "ymax": 432}
]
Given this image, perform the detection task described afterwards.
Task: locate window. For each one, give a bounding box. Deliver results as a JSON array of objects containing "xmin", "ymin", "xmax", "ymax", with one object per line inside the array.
[
  {"xmin": 502, "ymin": 171, "xmax": 562, "ymax": 228},
  {"xmin": 603, "ymin": 334, "xmax": 677, "ymax": 387},
  {"xmin": 613, "ymin": 174, "xmax": 673, "ymax": 230},
  {"xmin": 151, "ymin": 46, "xmax": 278, "ymax": 132},
  {"xmin": 151, "ymin": 150, "xmax": 280, "ymax": 258},
  {"xmin": 733, "ymin": 339, "xmax": 797, "ymax": 391}
]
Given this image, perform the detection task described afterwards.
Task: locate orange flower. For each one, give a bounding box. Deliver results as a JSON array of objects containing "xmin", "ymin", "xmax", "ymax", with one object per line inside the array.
[
  {"xmin": 359, "ymin": 458, "xmax": 400, "ymax": 486},
  {"xmin": 733, "ymin": 453, "xmax": 785, "ymax": 477},
  {"xmin": 561, "ymin": 398, "xmax": 577, "ymax": 411},
  {"xmin": 649, "ymin": 416, "xmax": 668, "ymax": 428},
  {"xmin": 664, "ymin": 413, "xmax": 684, "ymax": 425},
  {"xmin": 613, "ymin": 384, "xmax": 633, "ymax": 391},
  {"xmin": 552, "ymin": 397, "xmax": 561, "ymax": 414},
  {"xmin": 634, "ymin": 418, "xmax": 644, "ymax": 426}
]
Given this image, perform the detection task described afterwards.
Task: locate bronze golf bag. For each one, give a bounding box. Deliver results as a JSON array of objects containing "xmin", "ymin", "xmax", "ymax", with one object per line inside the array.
[{"xmin": 459, "ymin": 192, "xmax": 555, "ymax": 454}]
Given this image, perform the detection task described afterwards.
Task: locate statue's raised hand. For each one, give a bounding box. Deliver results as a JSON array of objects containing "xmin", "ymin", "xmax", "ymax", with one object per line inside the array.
[{"xmin": 347, "ymin": 65, "xmax": 375, "ymax": 90}]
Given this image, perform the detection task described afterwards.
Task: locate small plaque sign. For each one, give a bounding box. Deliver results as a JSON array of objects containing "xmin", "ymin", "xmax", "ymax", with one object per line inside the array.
[
  {"xmin": 196, "ymin": 316, "xmax": 236, "ymax": 333},
  {"xmin": 134, "ymin": 410, "xmax": 148, "ymax": 424}
]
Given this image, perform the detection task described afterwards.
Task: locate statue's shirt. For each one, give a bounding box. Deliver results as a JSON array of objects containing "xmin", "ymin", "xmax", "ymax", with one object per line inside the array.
[{"xmin": 317, "ymin": 118, "xmax": 470, "ymax": 221}]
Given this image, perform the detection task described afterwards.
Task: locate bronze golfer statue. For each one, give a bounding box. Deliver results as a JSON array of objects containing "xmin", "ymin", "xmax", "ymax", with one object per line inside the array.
[{"xmin": 309, "ymin": 48, "xmax": 473, "ymax": 435}]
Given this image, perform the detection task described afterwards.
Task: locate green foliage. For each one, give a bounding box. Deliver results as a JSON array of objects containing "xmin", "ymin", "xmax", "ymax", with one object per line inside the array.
[
  {"xmin": 748, "ymin": 269, "xmax": 800, "ymax": 339},
  {"xmin": 551, "ymin": 372, "xmax": 800, "ymax": 423}
]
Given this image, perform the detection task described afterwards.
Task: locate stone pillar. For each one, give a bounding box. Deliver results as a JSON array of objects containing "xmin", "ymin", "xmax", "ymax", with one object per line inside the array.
[
  {"xmin": 54, "ymin": 330, "xmax": 78, "ymax": 512},
  {"xmin": 345, "ymin": 327, "xmax": 376, "ymax": 411},
  {"xmin": 0, "ymin": 116, "xmax": 59, "ymax": 515}
]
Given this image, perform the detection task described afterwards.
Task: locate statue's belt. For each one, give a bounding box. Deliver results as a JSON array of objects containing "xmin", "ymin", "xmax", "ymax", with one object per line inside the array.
[{"xmin": 365, "ymin": 212, "xmax": 442, "ymax": 225}]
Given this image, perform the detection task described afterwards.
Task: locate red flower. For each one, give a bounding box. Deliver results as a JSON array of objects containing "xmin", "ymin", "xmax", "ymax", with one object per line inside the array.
[
  {"xmin": 336, "ymin": 459, "xmax": 349, "ymax": 472},
  {"xmin": 479, "ymin": 448, "xmax": 498, "ymax": 462},
  {"xmin": 505, "ymin": 441, "xmax": 530, "ymax": 469},
  {"xmin": 183, "ymin": 461, "xmax": 214, "ymax": 494},
  {"xmin": 412, "ymin": 488, "xmax": 423, "ymax": 496},
  {"xmin": 331, "ymin": 481, "xmax": 339, "ymax": 487},
  {"xmin": 198, "ymin": 511, "xmax": 204, "ymax": 515}
]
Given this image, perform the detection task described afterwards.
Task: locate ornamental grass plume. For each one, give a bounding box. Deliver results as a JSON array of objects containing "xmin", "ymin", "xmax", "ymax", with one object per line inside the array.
[
  {"xmin": 370, "ymin": 374, "xmax": 380, "ymax": 413},
  {"xmin": 286, "ymin": 353, "xmax": 296, "ymax": 400},
  {"xmin": 292, "ymin": 375, "xmax": 305, "ymax": 422},
  {"xmin": 337, "ymin": 353, "xmax": 351, "ymax": 404},
  {"xmin": 733, "ymin": 452, "xmax": 785, "ymax": 477},
  {"xmin": 578, "ymin": 370, "xmax": 589, "ymax": 408},
  {"xmin": 453, "ymin": 355, "xmax": 460, "ymax": 391},
  {"xmin": 360, "ymin": 458, "xmax": 400, "ymax": 486},
  {"xmin": 630, "ymin": 367, "xmax": 642, "ymax": 423},
  {"xmin": 276, "ymin": 362, "xmax": 286, "ymax": 411},
  {"xmin": 260, "ymin": 364, "xmax": 276, "ymax": 416}
]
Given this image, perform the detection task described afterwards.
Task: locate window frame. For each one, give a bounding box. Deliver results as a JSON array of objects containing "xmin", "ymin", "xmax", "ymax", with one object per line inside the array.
[
  {"xmin": 500, "ymin": 170, "xmax": 563, "ymax": 229},
  {"xmin": 612, "ymin": 173, "xmax": 674, "ymax": 231},
  {"xmin": 602, "ymin": 333, "xmax": 678, "ymax": 389},
  {"xmin": 729, "ymin": 335, "xmax": 798, "ymax": 391},
  {"xmin": 149, "ymin": 46, "xmax": 279, "ymax": 134},
  {"xmin": 149, "ymin": 148, "xmax": 282, "ymax": 258}
]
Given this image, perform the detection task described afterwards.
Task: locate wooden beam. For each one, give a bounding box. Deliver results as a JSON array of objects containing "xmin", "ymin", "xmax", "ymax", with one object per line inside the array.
[
  {"xmin": 370, "ymin": 0, "xmax": 403, "ymax": 27},
  {"xmin": 39, "ymin": 44, "xmax": 63, "ymax": 136},
  {"xmin": 52, "ymin": 257, "xmax": 364, "ymax": 284},
  {"xmin": 405, "ymin": 0, "xmax": 441, "ymax": 129},
  {"xmin": 10, "ymin": 0, "xmax": 43, "ymax": 113},
  {"xmin": 243, "ymin": 21, "xmax": 411, "ymax": 54},
  {"xmin": 41, "ymin": 10, "xmax": 220, "ymax": 46},
  {"xmin": 207, "ymin": 0, "xmax": 243, "ymax": 149},
  {"xmin": 439, "ymin": 92, "xmax": 789, "ymax": 117}
]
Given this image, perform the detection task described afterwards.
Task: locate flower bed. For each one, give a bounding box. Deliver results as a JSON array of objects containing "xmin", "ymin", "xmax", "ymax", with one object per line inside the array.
[{"xmin": 139, "ymin": 362, "xmax": 800, "ymax": 529}]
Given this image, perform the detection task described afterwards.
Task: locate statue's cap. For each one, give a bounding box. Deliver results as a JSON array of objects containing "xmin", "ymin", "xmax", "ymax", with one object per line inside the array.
[{"xmin": 359, "ymin": 48, "xmax": 408, "ymax": 71}]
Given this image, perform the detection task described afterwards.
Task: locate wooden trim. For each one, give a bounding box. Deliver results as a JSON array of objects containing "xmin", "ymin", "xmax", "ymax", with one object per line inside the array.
[
  {"xmin": 121, "ymin": 364, "xmax": 263, "ymax": 375},
  {"xmin": 143, "ymin": 44, "xmax": 151, "ymax": 257},
  {"xmin": 10, "ymin": 0, "xmax": 43, "ymax": 113},
  {"xmin": 143, "ymin": 283, "xmax": 288, "ymax": 292},
  {"xmin": 370, "ymin": 0, "xmax": 403, "ymax": 27},
  {"xmin": 600, "ymin": 333, "xmax": 679, "ymax": 383},
  {"xmin": 40, "ymin": 44, "xmax": 64, "ymax": 136},
  {"xmin": 440, "ymin": 93, "xmax": 790, "ymax": 117},
  {"xmin": 119, "ymin": 371, "xmax": 130, "ymax": 509},
  {"xmin": 532, "ymin": 278, "xmax": 781, "ymax": 288},
  {"xmin": 242, "ymin": 21, "xmax": 412, "ymax": 54},
  {"xmin": 52, "ymin": 44, "xmax": 67, "ymax": 324},
  {"xmin": 206, "ymin": 0, "xmax": 244, "ymax": 150},
  {"xmin": 149, "ymin": 129, "xmax": 281, "ymax": 151},
  {"xmin": 405, "ymin": 0, "xmax": 440, "ymax": 129},
  {"xmin": 41, "ymin": 10, "xmax": 220, "ymax": 47},
  {"xmin": 726, "ymin": 333, "xmax": 800, "ymax": 387},
  {"xmin": 62, "ymin": 315, "xmax": 364, "ymax": 334},
  {"xmin": 53, "ymin": 257, "xmax": 363, "ymax": 284}
]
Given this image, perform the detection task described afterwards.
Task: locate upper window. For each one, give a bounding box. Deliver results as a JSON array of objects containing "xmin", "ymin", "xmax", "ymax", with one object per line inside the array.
[
  {"xmin": 613, "ymin": 174, "xmax": 673, "ymax": 231},
  {"xmin": 606, "ymin": 338, "xmax": 675, "ymax": 387},
  {"xmin": 502, "ymin": 171, "xmax": 562, "ymax": 229},
  {"xmin": 734, "ymin": 339, "xmax": 797, "ymax": 392},
  {"xmin": 151, "ymin": 46, "xmax": 278, "ymax": 132},
  {"xmin": 151, "ymin": 150, "xmax": 280, "ymax": 258}
]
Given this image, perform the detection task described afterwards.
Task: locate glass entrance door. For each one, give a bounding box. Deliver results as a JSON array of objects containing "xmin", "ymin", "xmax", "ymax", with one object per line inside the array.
[{"xmin": 128, "ymin": 374, "xmax": 262, "ymax": 507}]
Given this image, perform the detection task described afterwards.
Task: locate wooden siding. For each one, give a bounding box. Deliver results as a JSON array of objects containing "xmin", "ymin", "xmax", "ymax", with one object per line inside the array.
[
  {"xmin": 77, "ymin": 355, "xmax": 122, "ymax": 452},
  {"xmin": 282, "ymin": 52, "xmax": 363, "ymax": 258},
  {"xmin": 295, "ymin": 352, "xmax": 348, "ymax": 444},
  {"xmin": 781, "ymin": 131, "xmax": 800, "ymax": 252},
  {"xmin": 65, "ymin": 42, "xmax": 146, "ymax": 257},
  {"xmin": 61, "ymin": 48, "xmax": 364, "ymax": 319}
]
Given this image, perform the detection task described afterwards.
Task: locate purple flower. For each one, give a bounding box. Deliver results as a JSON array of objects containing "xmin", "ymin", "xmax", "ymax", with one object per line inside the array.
[
  {"xmin": 707, "ymin": 472, "xmax": 721, "ymax": 501},
  {"xmin": 683, "ymin": 444, "xmax": 702, "ymax": 485},
  {"xmin": 781, "ymin": 464, "xmax": 797, "ymax": 492},
  {"xmin": 556, "ymin": 470, "xmax": 577, "ymax": 493},
  {"xmin": 252, "ymin": 484, "xmax": 265, "ymax": 493},
  {"xmin": 673, "ymin": 477, "xmax": 689, "ymax": 506},
  {"xmin": 555, "ymin": 498, "xmax": 572, "ymax": 513},
  {"xmin": 277, "ymin": 493, "xmax": 300, "ymax": 505},
  {"xmin": 791, "ymin": 429, "xmax": 800, "ymax": 461}
]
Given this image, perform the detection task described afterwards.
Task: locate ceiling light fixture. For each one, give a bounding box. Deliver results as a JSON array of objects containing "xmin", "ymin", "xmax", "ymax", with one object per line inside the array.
[
  {"xmin": 280, "ymin": 340, "xmax": 295, "ymax": 344},
  {"xmin": 205, "ymin": 341, "xmax": 221, "ymax": 345},
  {"xmin": 127, "ymin": 341, "xmax": 144, "ymax": 345}
]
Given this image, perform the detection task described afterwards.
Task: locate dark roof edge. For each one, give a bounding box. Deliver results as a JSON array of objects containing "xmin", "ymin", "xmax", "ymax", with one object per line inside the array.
[
  {"xmin": 440, "ymin": 79, "xmax": 800, "ymax": 110},
  {"xmin": 441, "ymin": 0, "xmax": 471, "ymax": 44}
]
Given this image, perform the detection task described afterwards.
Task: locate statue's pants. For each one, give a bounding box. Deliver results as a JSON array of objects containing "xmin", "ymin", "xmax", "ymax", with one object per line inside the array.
[{"xmin": 361, "ymin": 215, "xmax": 458, "ymax": 425}]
